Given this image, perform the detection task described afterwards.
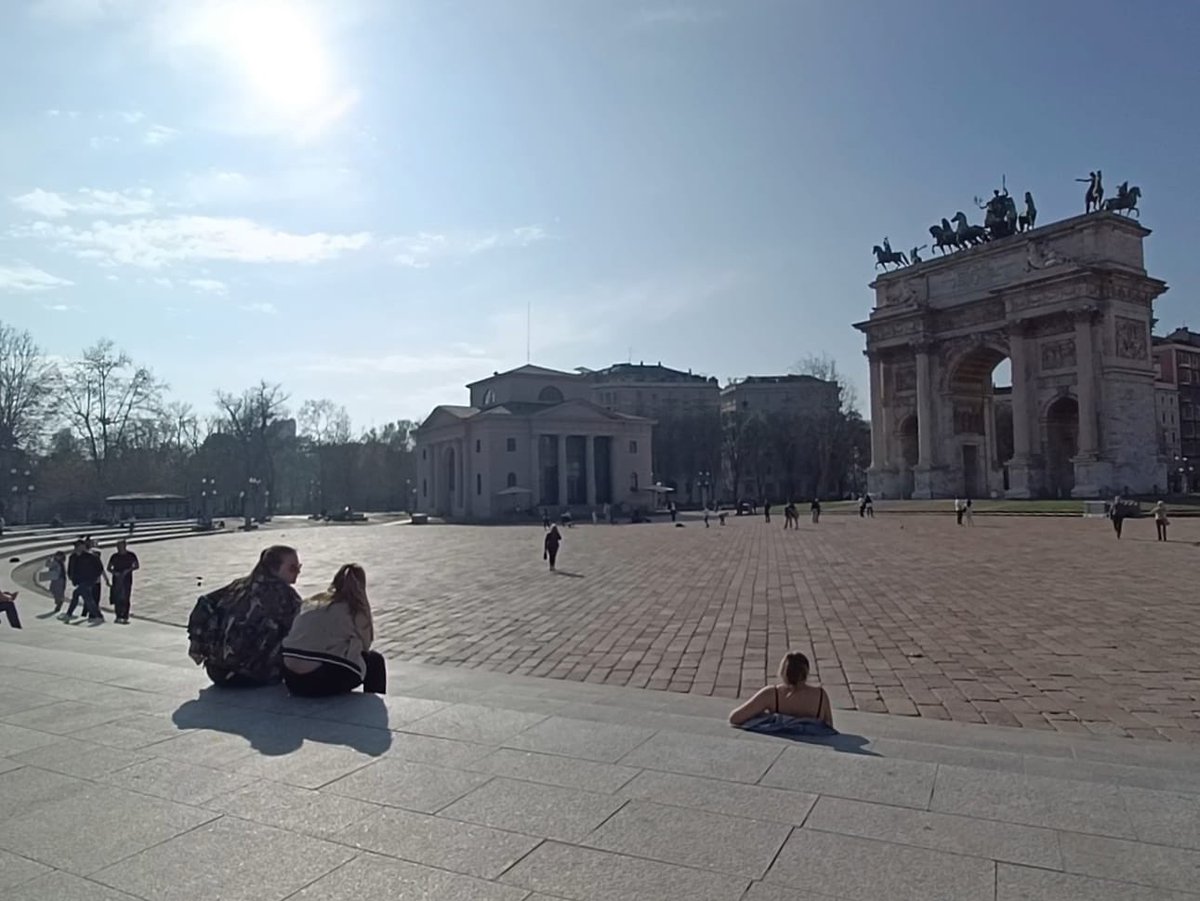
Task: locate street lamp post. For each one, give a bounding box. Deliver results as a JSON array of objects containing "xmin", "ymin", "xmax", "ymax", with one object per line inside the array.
[
  {"xmin": 243, "ymin": 477, "xmax": 261, "ymax": 530},
  {"xmin": 199, "ymin": 476, "xmax": 216, "ymax": 527},
  {"xmin": 697, "ymin": 470, "xmax": 711, "ymax": 510},
  {"xmin": 9, "ymin": 468, "xmax": 33, "ymax": 525}
]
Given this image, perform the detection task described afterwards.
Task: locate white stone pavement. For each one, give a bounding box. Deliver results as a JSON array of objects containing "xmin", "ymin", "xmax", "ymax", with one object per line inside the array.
[{"xmin": 1, "ymin": 613, "xmax": 1199, "ymax": 900}]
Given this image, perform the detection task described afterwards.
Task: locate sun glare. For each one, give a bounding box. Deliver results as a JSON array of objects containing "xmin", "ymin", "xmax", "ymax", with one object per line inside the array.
[{"xmin": 223, "ymin": 1, "xmax": 332, "ymax": 114}]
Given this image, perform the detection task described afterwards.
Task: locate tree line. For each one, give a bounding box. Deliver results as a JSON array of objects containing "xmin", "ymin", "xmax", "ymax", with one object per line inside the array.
[{"xmin": 0, "ymin": 320, "xmax": 417, "ymax": 522}]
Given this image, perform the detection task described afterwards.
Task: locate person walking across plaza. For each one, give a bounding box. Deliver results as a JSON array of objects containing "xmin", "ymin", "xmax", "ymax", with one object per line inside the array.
[
  {"xmin": 1109, "ymin": 495, "xmax": 1126, "ymax": 539},
  {"xmin": 46, "ymin": 550, "xmax": 67, "ymax": 613},
  {"xmin": 783, "ymin": 502, "xmax": 796, "ymax": 529},
  {"xmin": 763, "ymin": 502, "xmax": 771, "ymax": 524},
  {"xmin": 1153, "ymin": 500, "xmax": 1170, "ymax": 541},
  {"xmin": 543, "ymin": 524, "xmax": 562, "ymax": 571},
  {"xmin": 187, "ymin": 545, "xmax": 303, "ymax": 687},
  {"xmin": 64, "ymin": 539, "xmax": 107, "ymax": 622},
  {"xmin": 810, "ymin": 497, "xmax": 821, "ymax": 524},
  {"xmin": 107, "ymin": 539, "xmax": 140, "ymax": 624},
  {"xmin": 954, "ymin": 497, "xmax": 965, "ymax": 526},
  {"xmin": 0, "ymin": 589, "xmax": 21, "ymax": 628},
  {"xmin": 283, "ymin": 563, "xmax": 386, "ymax": 696},
  {"xmin": 964, "ymin": 498, "xmax": 974, "ymax": 526}
]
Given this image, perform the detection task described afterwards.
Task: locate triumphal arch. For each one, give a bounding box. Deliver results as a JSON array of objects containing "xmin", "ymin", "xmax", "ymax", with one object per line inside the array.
[{"xmin": 857, "ymin": 206, "xmax": 1167, "ymax": 499}]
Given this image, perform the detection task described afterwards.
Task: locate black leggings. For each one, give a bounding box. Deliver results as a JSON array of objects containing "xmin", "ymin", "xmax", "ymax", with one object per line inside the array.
[
  {"xmin": 205, "ymin": 664, "xmax": 274, "ymax": 688},
  {"xmin": 284, "ymin": 651, "xmax": 387, "ymax": 697}
]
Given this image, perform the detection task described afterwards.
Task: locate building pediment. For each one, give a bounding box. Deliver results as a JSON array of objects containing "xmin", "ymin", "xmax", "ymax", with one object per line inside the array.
[
  {"xmin": 531, "ymin": 398, "xmax": 651, "ymax": 423},
  {"xmin": 417, "ymin": 406, "xmax": 478, "ymax": 431}
]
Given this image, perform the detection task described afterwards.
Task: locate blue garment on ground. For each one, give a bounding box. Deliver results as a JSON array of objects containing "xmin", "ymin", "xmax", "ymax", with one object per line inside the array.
[{"xmin": 739, "ymin": 713, "xmax": 838, "ymax": 737}]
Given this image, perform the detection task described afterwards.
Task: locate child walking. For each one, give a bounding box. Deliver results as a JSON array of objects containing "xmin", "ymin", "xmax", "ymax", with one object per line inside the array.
[{"xmin": 543, "ymin": 525, "xmax": 562, "ymax": 571}]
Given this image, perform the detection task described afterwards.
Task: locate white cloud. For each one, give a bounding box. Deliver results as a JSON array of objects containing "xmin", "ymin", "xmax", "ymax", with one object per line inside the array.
[
  {"xmin": 11, "ymin": 187, "xmax": 157, "ymax": 218},
  {"xmin": 116, "ymin": 110, "xmax": 146, "ymax": 124},
  {"xmin": 143, "ymin": 124, "xmax": 180, "ymax": 145},
  {"xmin": 390, "ymin": 226, "xmax": 548, "ymax": 268},
  {"xmin": 44, "ymin": 303, "xmax": 82, "ymax": 312},
  {"xmin": 89, "ymin": 135, "xmax": 120, "ymax": 149},
  {"xmin": 241, "ymin": 301, "xmax": 277, "ymax": 314},
  {"xmin": 17, "ymin": 215, "xmax": 372, "ymax": 268},
  {"xmin": 187, "ymin": 277, "xmax": 228, "ymax": 294},
  {"xmin": 0, "ymin": 263, "xmax": 74, "ymax": 293}
]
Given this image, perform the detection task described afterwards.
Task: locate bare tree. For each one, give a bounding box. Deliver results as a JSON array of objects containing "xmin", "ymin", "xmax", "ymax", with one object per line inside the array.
[
  {"xmin": 215, "ymin": 381, "xmax": 291, "ymax": 513},
  {"xmin": 59, "ymin": 339, "xmax": 163, "ymax": 482},
  {"xmin": 0, "ymin": 321, "xmax": 58, "ymax": 452},
  {"xmin": 791, "ymin": 353, "xmax": 860, "ymax": 413},
  {"xmin": 298, "ymin": 398, "xmax": 352, "ymax": 445}
]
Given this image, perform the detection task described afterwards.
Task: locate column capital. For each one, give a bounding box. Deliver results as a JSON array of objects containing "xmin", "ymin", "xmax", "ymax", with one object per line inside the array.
[
  {"xmin": 1071, "ymin": 304, "xmax": 1101, "ymax": 324},
  {"xmin": 907, "ymin": 338, "xmax": 936, "ymax": 355},
  {"xmin": 1008, "ymin": 318, "xmax": 1037, "ymax": 338}
]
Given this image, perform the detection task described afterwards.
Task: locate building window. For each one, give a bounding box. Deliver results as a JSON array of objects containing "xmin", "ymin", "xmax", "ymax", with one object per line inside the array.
[
  {"xmin": 422, "ymin": 479, "xmax": 427, "ymax": 497},
  {"xmin": 476, "ymin": 473, "xmax": 482, "ymax": 495},
  {"xmin": 506, "ymin": 472, "xmax": 518, "ymax": 488},
  {"xmin": 483, "ymin": 388, "xmax": 496, "ymax": 406},
  {"xmin": 629, "ymin": 440, "xmax": 638, "ymax": 454},
  {"xmin": 506, "ymin": 437, "xmax": 517, "ymax": 452},
  {"xmin": 630, "ymin": 472, "xmax": 639, "ymax": 491},
  {"xmin": 475, "ymin": 439, "xmax": 481, "ymax": 452},
  {"xmin": 538, "ymin": 385, "xmax": 564, "ymax": 404},
  {"xmin": 422, "ymin": 448, "xmax": 427, "ymax": 460}
]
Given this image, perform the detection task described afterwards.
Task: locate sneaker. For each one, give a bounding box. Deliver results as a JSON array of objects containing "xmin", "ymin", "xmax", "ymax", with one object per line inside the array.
[
  {"xmin": 58, "ymin": 613, "xmax": 72, "ymax": 621},
  {"xmin": 88, "ymin": 616, "xmax": 104, "ymax": 624}
]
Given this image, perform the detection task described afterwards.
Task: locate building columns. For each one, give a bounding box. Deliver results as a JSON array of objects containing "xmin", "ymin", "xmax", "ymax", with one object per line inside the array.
[
  {"xmin": 557, "ymin": 434, "xmax": 569, "ymax": 508},
  {"xmin": 915, "ymin": 343, "xmax": 935, "ymax": 466},
  {"xmin": 530, "ymin": 432, "xmax": 541, "ymax": 507},
  {"xmin": 585, "ymin": 436, "xmax": 597, "ymax": 506},
  {"xmin": 867, "ymin": 353, "xmax": 888, "ymax": 470},
  {"xmin": 1074, "ymin": 309, "xmax": 1099, "ymax": 459}
]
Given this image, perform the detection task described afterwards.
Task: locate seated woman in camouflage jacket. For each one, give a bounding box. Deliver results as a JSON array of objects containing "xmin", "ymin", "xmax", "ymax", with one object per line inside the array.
[{"xmin": 187, "ymin": 545, "xmax": 303, "ymax": 688}]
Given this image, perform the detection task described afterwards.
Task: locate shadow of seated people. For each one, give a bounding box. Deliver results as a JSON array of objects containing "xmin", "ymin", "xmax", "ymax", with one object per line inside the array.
[
  {"xmin": 738, "ymin": 716, "xmax": 880, "ymax": 757},
  {"xmin": 172, "ymin": 687, "xmax": 392, "ymax": 758}
]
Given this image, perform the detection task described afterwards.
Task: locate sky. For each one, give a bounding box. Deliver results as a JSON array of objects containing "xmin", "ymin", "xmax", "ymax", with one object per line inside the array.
[{"xmin": 2, "ymin": 0, "xmax": 1198, "ymax": 428}]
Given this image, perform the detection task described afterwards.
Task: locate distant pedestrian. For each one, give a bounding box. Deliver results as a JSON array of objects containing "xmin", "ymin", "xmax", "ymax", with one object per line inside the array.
[
  {"xmin": 63, "ymin": 539, "xmax": 107, "ymax": 622},
  {"xmin": 544, "ymin": 525, "xmax": 562, "ymax": 571},
  {"xmin": 964, "ymin": 498, "xmax": 974, "ymax": 527},
  {"xmin": 718, "ymin": 511, "xmax": 727, "ymax": 526},
  {"xmin": 703, "ymin": 507, "xmax": 710, "ymax": 528},
  {"xmin": 954, "ymin": 498, "xmax": 965, "ymax": 526},
  {"xmin": 591, "ymin": 508, "xmax": 598, "ymax": 525},
  {"xmin": 560, "ymin": 510, "xmax": 573, "ymax": 528},
  {"xmin": 0, "ymin": 514, "xmax": 5, "ymax": 537},
  {"xmin": 1153, "ymin": 500, "xmax": 1169, "ymax": 541},
  {"xmin": 859, "ymin": 493, "xmax": 874, "ymax": 518},
  {"xmin": 0, "ymin": 589, "xmax": 21, "ymax": 629},
  {"xmin": 107, "ymin": 539, "xmax": 140, "ymax": 624},
  {"xmin": 810, "ymin": 498, "xmax": 821, "ymax": 524},
  {"xmin": 783, "ymin": 503, "xmax": 796, "ymax": 529},
  {"xmin": 1109, "ymin": 495, "xmax": 1126, "ymax": 539},
  {"xmin": 669, "ymin": 502, "xmax": 677, "ymax": 523},
  {"xmin": 541, "ymin": 508, "xmax": 551, "ymax": 530},
  {"xmin": 764, "ymin": 502, "xmax": 771, "ymax": 524},
  {"xmin": 605, "ymin": 502, "xmax": 614, "ymax": 524},
  {"xmin": 46, "ymin": 551, "xmax": 67, "ymax": 613}
]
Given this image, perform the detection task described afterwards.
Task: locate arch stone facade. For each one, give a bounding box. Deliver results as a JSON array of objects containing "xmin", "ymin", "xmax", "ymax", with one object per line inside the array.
[{"xmin": 856, "ymin": 212, "xmax": 1167, "ymax": 499}]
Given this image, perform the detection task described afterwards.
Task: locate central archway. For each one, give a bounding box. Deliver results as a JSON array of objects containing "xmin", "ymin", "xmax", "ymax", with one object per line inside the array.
[
  {"xmin": 1045, "ymin": 396, "xmax": 1079, "ymax": 498},
  {"xmin": 947, "ymin": 345, "xmax": 1010, "ymax": 498}
]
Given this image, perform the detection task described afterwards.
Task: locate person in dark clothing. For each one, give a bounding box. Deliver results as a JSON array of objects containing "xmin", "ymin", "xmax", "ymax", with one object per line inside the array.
[
  {"xmin": 810, "ymin": 498, "xmax": 821, "ymax": 523},
  {"xmin": 543, "ymin": 525, "xmax": 562, "ymax": 571},
  {"xmin": 0, "ymin": 589, "xmax": 21, "ymax": 628},
  {"xmin": 1110, "ymin": 496, "xmax": 1126, "ymax": 539},
  {"xmin": 763, "ymin": 502, "xmax": 771, "ymax": 524},
  {"xmin": 64, "ymin": 540, "xmax": 107, "ymax": 622},
  {"xmin": 187, "ymin": 545, "xmax": 303, "ymax": 687},
  {"xmin": 107, "ymin": 539, "xmax": 140, "ymax": 624}
]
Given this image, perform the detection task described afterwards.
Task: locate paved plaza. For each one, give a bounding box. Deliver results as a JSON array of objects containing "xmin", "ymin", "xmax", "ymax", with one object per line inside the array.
[
  {"xmin": 61, "ymin": 510, "xmax": 1200, "ymax": 742},
  {"xmin": 2, "ymin": 615, "xmax": 1200, "ymax": 901}
]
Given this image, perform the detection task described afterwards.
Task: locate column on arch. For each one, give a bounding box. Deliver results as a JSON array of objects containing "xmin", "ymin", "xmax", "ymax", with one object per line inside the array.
[
  {"xmin": 1007, "ymin": 321, "xmax": 1034, "ymax": 461},
  {"xmin": 914, "ymin": 341, "xmax": 935, "ymax": 466},
  {"xmin": 1074, "ymin": 308, "xmax": 1100, "ymax": 458},
  {"xmin": 585, "ymin": 434, "xmax": 597, "ymax": 506},
  {"xmin": 867, "ymin": 351, "xmax": 888, "ymax": 469},
  {"xmin": 557, "ymin": 434, "xmax": 569, "ymax": 507}
]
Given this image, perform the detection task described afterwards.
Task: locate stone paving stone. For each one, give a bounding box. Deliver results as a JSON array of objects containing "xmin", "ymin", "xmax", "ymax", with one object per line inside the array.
[
  {"xmin": 741, "ymin": 883, "xmax": 847, "ymax": 901},
  {"xmin": 1023, "ymin": 752, "xmax": 1200, "ymax": 794},
  {"xmin": 760, "ymin": 745, "xmax": 936, "ymax": 809},
  {"xmin": 9, "ymin": 737, "xmax": 150, "ymax": 779},
  {"xmin": 141, "ymin": 727, "xmax": 262, "ymax": 768},
  {"xmin": 92, "ymin": 816, "xmax": 355, "ymax": 901},
  {"xmin": 401, "ymin": 704, "xmax": 548, "ymax": 745},
  {"xmin": 0, "ymin": 848, "xmax": 51, "ymax": 891},
  {"xmin": 307, "ymin": 693, "xmax": 446, "ymax": 728},
  {"xmin": 0, "ymin": 691, "xmax": 60, "ymax": 719},
  {"xmin": 334, "ymin": 806, "xmax": 540, "ymax": 879},
  {"xmin": 362, "ymin": 729, "xmax": 493, "ymax": 767},
  {"xmin": 120, "ymin": 514, "xmax": 1200, "ymax": 738},
  {"xmin": 0, "ymin": 784, "xmax": 217, "ymax": 876},
  {"xmin": 996, "ymin": 862, "xmax": 1197, "ymax": 900},
  {"xmin": 232, "ymin": 741, "xmax": 376, "ymax": 789},
  {"xmin": 1123, "ymin": 786, "xmax": 1200, "ymax": 851},
  {"xmin": 617, "ymin": 769, "xmax": 817, "ymax": 826},
  {"xmin": 205, "ymin": 780, "xmax": 381, "ymax": 838},
  {"xmin": 67, "ymin": 713, "xmax": 187, "ymax": 750},
  {"xmin": 617, "ymin": 730, "xmax": 782, "ymax": 783},
  {"xmin": 289, "ymin": 852, "xmax": 529, "ymax": 901},
  {"xmin": 0, "ymin": 700, "xmax": 128, "ymax": 735},
  {"xmin": 583, "ymin": 799, "xmax": 792, "ymax": 879},
  {"xmin": 805, "ymin": 796, "xmax": 1062, "ymax": 868},
  {"xmin": 0, "ymin": 757, "xmax": 21, "ymax": 775},
  {"xmin": 931, "ymin": 764, "xmax": 1136, "ymax": 838},
  {"xmin": 0, "ymin": 766, "xmax": 93, "ymax": 820},
  {"xmin": 440, "ymin": 776, "xmax": 626, "ymax": 841},
  {"xmin": 499, "ymin": 840, "xmax": 750, "ymax": 901},
  {"xmin": 502, "ymin": 715, "xmax": 656, "ymax": 763},
  {"xmin": 468, "ymin": 747, "xmax": 641, "ymax": 793},
  {"xmin": 1059, "ymin": 830, "xmax": 1200, "ymax": 893},
  {"xmin": 4, "ymin": 871, "xmax": 144, "ymax": 901},
  {"xmin": 107, "ymin": 757, "xmax": 258, "ymax": 806},
  {"xmin": 864, "ymin": 736, "xmax": 1027, "ymax": 775},
  {"xmin": 324, "ymin": 758, "xmax": 491, "ymax": 812},
  {"xmin": 766, "ymin": 828, "xmax": 995, "ymax": 901},
  {"xmin": 0, "ymin": 723, "xmax": 66, "ymax": 756}
]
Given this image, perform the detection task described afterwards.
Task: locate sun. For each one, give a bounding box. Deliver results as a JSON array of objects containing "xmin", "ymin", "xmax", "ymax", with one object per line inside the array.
[{"xmin": 221, "ymin": 0, "xmax": 334, "ymax": 116}]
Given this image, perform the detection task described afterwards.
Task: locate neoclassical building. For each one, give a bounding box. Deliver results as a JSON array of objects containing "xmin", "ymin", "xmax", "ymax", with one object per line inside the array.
[
  {"xmin": 857, "ymin": 211, "xmax": 1167, "ymax": 499},
  {"xmin": 414, "ymin": 365, "xmax": 655, "ymax": 520}
]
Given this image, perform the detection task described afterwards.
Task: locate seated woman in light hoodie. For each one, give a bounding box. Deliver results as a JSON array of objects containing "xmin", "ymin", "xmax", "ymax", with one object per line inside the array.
[{"xmin": 282, "ymin": 563, "xmax": 386, "ymax": 696}]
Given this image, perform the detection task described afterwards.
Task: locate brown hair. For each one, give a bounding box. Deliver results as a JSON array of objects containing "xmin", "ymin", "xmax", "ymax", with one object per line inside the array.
[
  {"xmin": 778, "ymin": 651, "xmax": 811, "ymax": 688},
  {"xmin": 309, "ymin": 563, "xmax": 373, "ymax": 640},
  {"xmin": 250, "ymin": 545, "xmax": 298, "ymax": 581}
]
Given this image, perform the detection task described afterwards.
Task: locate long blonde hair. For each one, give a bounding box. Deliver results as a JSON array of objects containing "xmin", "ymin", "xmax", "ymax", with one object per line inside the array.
[{"xmin": 309, "ymin": 563, "xmax": 373, "ymax": 642}]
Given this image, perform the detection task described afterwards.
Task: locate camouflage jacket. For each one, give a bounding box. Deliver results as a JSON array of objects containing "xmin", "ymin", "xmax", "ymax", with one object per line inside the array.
[{"xmin": 187, "ymin": 576, "xmax": 302, "ymax": 684}]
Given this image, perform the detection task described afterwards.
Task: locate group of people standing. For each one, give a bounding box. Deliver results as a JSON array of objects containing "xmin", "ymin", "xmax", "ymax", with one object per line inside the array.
[
  {"xmin": 1109, "ymin": 497, "xmax": 1171, "ymax": 541},
  {"xmin": 186, "ymin": 545, "xmax": 386, "ymax": 697},
  {"xmin": 47, "ymin": 537, "xmax": 140, "ymax": 624}
]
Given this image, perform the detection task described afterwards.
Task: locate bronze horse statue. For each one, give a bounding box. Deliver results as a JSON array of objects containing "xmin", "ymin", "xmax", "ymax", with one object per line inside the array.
[
  {"xmin": 929, "ymin": 218, "xmax": 958, "ymax": 255},
  {"xmin": 951, "ymin": 211, "xmax": 989, "ymax": 248},
  {"xmin": 1102, "ymin": 184, "xmax": 1141, "ymax": 217},
  {"xmin": 873, "ymin": 244, "xmax": 909, "ymax": 270}
]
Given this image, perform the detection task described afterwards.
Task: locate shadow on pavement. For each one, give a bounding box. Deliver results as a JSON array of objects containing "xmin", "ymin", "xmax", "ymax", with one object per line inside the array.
[
  {"xmin": 172, "ymin": 688, "xmax": 393, "ymax": 757},
  {"xmin": 551, "ymin": 570, "xmax": 585, "ymax": 579}
]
